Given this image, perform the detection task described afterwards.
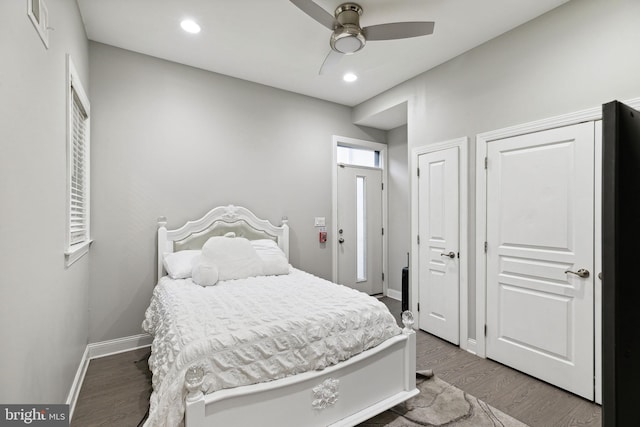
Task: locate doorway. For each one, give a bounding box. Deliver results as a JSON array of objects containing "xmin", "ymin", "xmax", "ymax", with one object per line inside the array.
[{"xmin": 332, "ymin": 136, "xmax": 388, "ymax": 295}]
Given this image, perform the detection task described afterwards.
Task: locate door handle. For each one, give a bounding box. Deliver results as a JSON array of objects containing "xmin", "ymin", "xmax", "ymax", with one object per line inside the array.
[
  {"xmin": 440, "ymin": 251, "xmax": 455, "ymax": 259},
  {"xmin": 338, "ymin": 238, "xmax": 344, "ymax": 244},
  {"xmin": 564, "ymin": 268, "xmax": 590, "ymax": 278}
]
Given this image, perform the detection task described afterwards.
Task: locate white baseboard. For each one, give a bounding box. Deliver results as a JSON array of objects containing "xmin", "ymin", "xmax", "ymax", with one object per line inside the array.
[
  {"xmin": 66, "ymin": 346, "xmax": 89, "ymax": 420},
  {"xmin": 68, "ymin": 333, "xmax": 152, "ymax": 421},
  {"xmin": 87, "ymin": 333, "xmax": 152, "ymax": 359},
  {"xmin": 386, "ymin": 288, "xmax": 402, "ymax": 301}
]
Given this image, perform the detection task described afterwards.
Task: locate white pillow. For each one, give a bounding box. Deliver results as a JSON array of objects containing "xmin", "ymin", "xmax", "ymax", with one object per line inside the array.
[
  {"xmin": 250, "ymin": 239, "xmax": 290, "ymax": 276},
  {"xmin": 163, "ymin": 250, "xmax": 201, "ymax": 279},
  {"xmin": 202, "ymin": 236, "xmax": 263, "ymax": 281},
  {"xmin": 191, "ymin": 256, "xmax": 219, "ymax": 287}
]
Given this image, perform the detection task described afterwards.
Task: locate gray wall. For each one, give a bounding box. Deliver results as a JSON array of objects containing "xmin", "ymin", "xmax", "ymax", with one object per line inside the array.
[
  {"xmin": 88, "ymin": 42, "xmax": 385, "ymax": 342},
  {"xmin": 0, "ymin": 0, "xmax": 89, "ymax": 403},
  {"xmin": 386, "ymin": 125, "xmax": 409, "ymax": 295},
  {"xmin": 3, "ymin": 0, "xmax": 638, "ymax": 404},
  {"xmin": 354, "ymin": 0, "xmax": 640, "ymax": 339}
]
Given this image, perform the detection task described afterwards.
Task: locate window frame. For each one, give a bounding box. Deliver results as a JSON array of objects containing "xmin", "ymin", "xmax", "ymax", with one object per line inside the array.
[
  {"xmin": 336, "ymin": 145, "xmax": 381, "ymax": 168},
  {"xmin": 27, "ymin": 0, "xmax": 49, "ymax": 49},
  {"xmin": 65, "ymin": 55, "xmax": 91, "ymax": 266}
]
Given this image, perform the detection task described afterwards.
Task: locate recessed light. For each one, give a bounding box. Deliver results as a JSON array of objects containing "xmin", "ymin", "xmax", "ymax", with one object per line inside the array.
[
  {"xmin": 180, "ymin": 19, "xmax": 201, "ymax": 34},
  {"xmin": 343, "ymin": 73, "xmax": 358, "ymax": 82}
]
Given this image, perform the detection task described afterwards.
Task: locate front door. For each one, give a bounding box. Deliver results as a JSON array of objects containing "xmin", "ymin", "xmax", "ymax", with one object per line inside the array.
[
  {"xmin": 337, "ymin": 165, "xmax": 383, "ymax": 295},
  {"xmin": 485, "ymin": 122, "xmax": 595, "ymax": 399},
  {"xmin": 417, "ymin": 147, "xmax": 460, "ymax": 344}
]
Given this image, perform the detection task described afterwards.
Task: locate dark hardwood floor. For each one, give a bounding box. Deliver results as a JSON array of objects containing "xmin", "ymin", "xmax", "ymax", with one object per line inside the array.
[
  {"xmin": 71, "ymin": 347, "xmax": 152, "ymax": 427},
  {"xmin": 383, "ymin": 297, "xmax": 601, "ymax": 427},
  {"xmin": 71, "ymin": 297, "xmax": 601, "ymax": 426}
]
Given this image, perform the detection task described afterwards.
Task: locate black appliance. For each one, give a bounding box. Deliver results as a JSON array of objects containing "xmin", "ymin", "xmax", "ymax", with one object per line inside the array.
[
  {"xmin": 602, "ymin": 100, "xmax": 640, "ymax": 427},
  {"xmin": 401, "ymin": 252, "xmax": 409, "ymax": 312}
]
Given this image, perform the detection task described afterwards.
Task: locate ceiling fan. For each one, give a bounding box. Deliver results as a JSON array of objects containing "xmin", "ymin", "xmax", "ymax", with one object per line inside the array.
[{"xmin": 290, "ymin": 0, "xmax": 435, "ymax": 75}]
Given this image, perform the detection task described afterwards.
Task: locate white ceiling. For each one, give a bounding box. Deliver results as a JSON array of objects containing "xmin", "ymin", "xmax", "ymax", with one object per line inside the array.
[{"xmin": 77, "ymin": 0, "xmax": 569, "ymax": 107}]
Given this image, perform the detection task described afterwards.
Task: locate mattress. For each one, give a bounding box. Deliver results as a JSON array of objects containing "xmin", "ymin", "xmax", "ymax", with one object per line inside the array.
[{"xmin": 142, "ymin": 267, "xmax": 401, "ymax": 426}]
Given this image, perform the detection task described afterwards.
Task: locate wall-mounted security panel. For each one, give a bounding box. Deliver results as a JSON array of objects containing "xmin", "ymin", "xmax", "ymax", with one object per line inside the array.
[{"xmin": 28, "ymin": 0, "xmax": 49, "ymax": 49}]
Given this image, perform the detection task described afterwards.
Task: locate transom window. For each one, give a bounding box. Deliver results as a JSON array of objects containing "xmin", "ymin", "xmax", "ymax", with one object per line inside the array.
[{"xmin": 337, "ymin": 146, "xmax": 380, "ymax": 168}]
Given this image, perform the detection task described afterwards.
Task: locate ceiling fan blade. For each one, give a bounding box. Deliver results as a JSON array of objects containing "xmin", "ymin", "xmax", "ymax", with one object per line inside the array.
[
  {"xmin": 363, "ymin": 21, "xmax": 435, "ymax": 41},
  {"xmin": 290, "ymin": 0, "xmax": 336, "ymax": 30},
  {"xmin": 319, "ymin": 50, "xmax": 343, "ymax": 75}
]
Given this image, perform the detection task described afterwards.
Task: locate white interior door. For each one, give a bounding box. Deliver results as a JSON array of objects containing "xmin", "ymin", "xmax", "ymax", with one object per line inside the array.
[
  {"xmin": 337, "ymin": 165, "xmax": 383, "ymax": 295},
  {"xmin": 418, "ymin": 147, "xmax": 459, "ymax": 344},
  {"xmin": 485, "ymin": 122, "xmax": 595, "ymax": 399}
]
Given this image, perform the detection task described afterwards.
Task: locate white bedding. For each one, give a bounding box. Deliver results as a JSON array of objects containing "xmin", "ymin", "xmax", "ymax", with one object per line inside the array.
[{"xmin": 142, "ymin": 267, "xmax": 401, "ymax": 427}]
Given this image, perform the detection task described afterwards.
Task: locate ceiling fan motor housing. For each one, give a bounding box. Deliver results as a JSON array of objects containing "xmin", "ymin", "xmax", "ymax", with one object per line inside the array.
[{"xmin": 330, "ymin": 3, "xmax": 365, "ymax": 54}]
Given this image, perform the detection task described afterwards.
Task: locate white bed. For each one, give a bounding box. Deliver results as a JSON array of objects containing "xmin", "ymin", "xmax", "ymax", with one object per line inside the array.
[{"xmin": 145, "ymin": 205, "xmax": 418, "ymax": 427}]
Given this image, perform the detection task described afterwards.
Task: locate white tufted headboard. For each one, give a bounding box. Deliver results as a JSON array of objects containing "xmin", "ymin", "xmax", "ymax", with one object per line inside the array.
[{"xmin": 157, "ymin": 205, "xmax": 289, "ymax": 279}]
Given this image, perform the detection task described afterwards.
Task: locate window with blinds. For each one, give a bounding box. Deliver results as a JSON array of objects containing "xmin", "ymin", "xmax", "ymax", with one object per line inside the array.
[
  {"xmin": 70, "ymin": 90, "xmax": 88, "ymax": 245},
  {"xmin": 66, "ymin": 56, "xmax": 91, "ymax": 266}
]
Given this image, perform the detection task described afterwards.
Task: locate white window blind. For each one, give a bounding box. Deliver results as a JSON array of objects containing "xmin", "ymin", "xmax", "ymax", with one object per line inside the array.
[
  {"xmin": 65, "ymin": 56, "xmax": 91, "ymax": 266},
  {"xmin": 69, "ymin": 89, "xmax": 88, "ymax": 245}
]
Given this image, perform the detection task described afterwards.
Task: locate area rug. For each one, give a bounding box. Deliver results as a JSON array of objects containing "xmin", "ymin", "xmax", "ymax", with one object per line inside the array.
[{"xmin": 359, "ymin": 371, "xmax": 529, "ymax": 427}]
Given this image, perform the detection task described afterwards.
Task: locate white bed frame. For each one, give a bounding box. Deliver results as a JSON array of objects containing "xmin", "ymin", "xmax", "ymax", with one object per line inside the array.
[{"xmin": 157, "ymin": 205, "xmax": 418, "ymax": 427}]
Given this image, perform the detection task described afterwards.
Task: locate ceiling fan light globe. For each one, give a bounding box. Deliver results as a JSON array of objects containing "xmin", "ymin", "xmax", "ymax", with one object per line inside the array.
[
  {"xmin": 333, "ymin": 36, "xmax": 363, "ymax": 54},
  {"xmin": 331, "ymin": 26, "xmax": 366, "ymax": 54}
]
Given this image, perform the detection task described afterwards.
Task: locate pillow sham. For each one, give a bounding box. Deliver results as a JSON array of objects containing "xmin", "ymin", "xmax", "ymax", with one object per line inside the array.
[
  {"xmin": 191, "ymin": 256, "xmax": 219, "ymax": 287},
  {"xmin": 250, "ymin": 239, "xmax": 290, "ymax": 276},
  {"xmin": 162, "ymin": 250, "xmax": 201, "ymax": 279},
  {"xmin": 202, "ymin": 236, "xmax": 263, "ymax": 281}
]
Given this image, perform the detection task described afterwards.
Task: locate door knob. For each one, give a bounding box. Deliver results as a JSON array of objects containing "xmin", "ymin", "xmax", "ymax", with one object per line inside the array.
[
  {"xmin": 338, "ymin": 238, "xmax": 345, "ymax": 244},
  {"xmin": 440, "ymin": 251, "xmax": 455, "ymax": 259},
  {"xmin": 564, "ymin": 268, "xmax": 590, "ymax": 278}
]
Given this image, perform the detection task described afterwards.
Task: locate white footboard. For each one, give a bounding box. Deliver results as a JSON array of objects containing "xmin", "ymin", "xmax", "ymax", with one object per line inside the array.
[{"xmin": 184, "ymin": 326, "xmax": 417, "ymax": 427}]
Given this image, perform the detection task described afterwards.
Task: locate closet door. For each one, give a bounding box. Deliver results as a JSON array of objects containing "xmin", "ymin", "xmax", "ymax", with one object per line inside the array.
[
  {"xmin": 417, "ymin": 147, "xmax": 460, "ymax": 344},
  {"xmin": 485, "ymin": 122, "xmax": 595, "ymax": 399}
]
